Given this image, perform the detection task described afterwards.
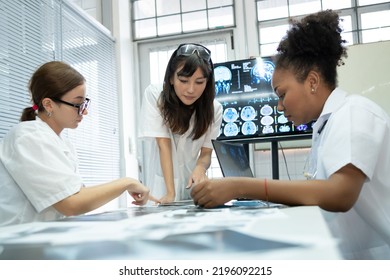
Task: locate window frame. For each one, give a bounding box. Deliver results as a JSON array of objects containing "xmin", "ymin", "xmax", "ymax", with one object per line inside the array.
[
  {"xmin": 131, "ymin": 0, "xmax": 236, "ymax": 41},
  {"xmin": 255, "ymin": 0, "xmax": 390, "ymax": 56}
]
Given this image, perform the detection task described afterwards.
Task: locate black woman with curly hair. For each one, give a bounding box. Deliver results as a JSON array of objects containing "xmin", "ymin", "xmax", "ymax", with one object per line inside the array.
[{"xmin": 191, "ymin": 10, "xmax": 390, "ymax": 259}]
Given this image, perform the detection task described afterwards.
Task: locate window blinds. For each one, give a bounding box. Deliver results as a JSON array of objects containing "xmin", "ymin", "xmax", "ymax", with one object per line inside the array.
[{"xmin": 0, "ymin": 0, "xmax": 120, "ymax": 187}]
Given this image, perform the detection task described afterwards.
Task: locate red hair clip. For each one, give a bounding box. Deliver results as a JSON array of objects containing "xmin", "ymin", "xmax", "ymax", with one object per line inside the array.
[{"xmin": 32, "ymin": 104, "xmax": 39, "ymax": 111}]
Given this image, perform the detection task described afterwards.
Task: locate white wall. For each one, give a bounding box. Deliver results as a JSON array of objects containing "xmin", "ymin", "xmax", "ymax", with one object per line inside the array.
[{"xmin": 338, "ymin": 40, "xmax": 390, "ymax": 115}]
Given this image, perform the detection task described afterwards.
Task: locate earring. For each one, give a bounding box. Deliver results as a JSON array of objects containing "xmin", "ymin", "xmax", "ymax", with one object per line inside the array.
[
  {"xmin": 311, "ymin": 88, "xmax": 315, "ymax": 92},
  {"xmin": 47, "ymin": 111, "xmax": 52, "ymax": 117}
]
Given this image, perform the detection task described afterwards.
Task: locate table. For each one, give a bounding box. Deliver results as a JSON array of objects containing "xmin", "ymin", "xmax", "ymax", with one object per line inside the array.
[{"xmin": 0, "ymin": 204, "xmax": 342, "ymax": 260}]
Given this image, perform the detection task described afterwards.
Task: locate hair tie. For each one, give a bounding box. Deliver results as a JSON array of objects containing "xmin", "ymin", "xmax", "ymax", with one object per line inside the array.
[{"xmin": 32, "ymin": 104, "xmax": 39, "ymax": 111}]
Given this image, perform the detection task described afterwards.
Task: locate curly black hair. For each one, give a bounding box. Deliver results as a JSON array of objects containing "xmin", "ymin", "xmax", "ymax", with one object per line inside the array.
[{"xmin": 274, "ymin": 10, "xmax": 348, "ymax": 88}]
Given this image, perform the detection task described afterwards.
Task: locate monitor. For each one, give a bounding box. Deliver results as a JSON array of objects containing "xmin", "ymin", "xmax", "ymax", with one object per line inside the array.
[
  {"xmin": 214, "ymin": 57, "xmax": 313, "ymax": 142},
  {"xmin": 212, "ymin": 140, "xmax": 254, "ymax": 178}
]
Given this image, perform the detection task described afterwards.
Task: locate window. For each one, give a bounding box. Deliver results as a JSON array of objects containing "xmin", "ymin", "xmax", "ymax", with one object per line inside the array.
[
  {"xmin": 0, "ymin": 0, "xmax": 120, "ymax": 210},
  {"xmin": 131, "ymin": 0, "xmax": 235, "ymax": 40},
  {"xmin": 256, "ymin": 0, "xmax": 390, "ymax": 56},
  {"xmin": 359, "ymin": 8, "xmax": 390, "ymax": 43}
]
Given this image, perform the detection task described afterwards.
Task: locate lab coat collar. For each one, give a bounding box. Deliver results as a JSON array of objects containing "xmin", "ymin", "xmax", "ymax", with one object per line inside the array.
[{"xmin": 312, "ymin": 88, "xmax": 347, "ymax": 135}]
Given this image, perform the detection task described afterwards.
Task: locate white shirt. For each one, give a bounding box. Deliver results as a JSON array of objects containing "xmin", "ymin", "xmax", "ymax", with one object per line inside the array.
[
  {"xmin": 0, "ymin": 118, "xmax": 83, "ymax": 226},
  {"xmin": 313, "ymin": 88, "xmax": 390, "ymax": 259},
  {"xmin": 138, "ymin": 84, "xmax": 223, "ymax": 200}
]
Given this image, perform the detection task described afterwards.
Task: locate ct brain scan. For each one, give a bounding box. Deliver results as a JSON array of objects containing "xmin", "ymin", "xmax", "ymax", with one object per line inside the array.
[
  {"xmin": 223, "ymin": 122, "xmax": 239, "ymax": 137},
  {"xmin": 262, "ymin": 125, "xmax": 274, "ymax": 134},
  {"xmin": 241, "ymin": 121, "xmax": 257, "ymax": 135},
  {"xmin": 260, "ymin": 104, "xmax": 273, "ymax": 116},
  {"xmin": 223, "ymin": 107, "xmax": 239, "ymax": 123},
  {"xmin": 240, "ymin": 106, "xmax": 256, "ymax": 121}
]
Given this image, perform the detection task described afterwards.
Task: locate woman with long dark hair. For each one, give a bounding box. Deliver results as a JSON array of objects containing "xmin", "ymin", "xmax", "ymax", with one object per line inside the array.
[{"xmin": 139, "ymin": 43, "xmax": 222, "ymax": 203}]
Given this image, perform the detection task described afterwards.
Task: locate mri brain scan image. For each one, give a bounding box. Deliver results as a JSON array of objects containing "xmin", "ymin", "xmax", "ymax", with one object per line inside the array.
[
  {"xmin": 214, "ymin": 66, "xmax": 232, "ymax": 95},
  {"xmin": 250, "ymin": 60, "xmax": 275, "ymax": 85}
]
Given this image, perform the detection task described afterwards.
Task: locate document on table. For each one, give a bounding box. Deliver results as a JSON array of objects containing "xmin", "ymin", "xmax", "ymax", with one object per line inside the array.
[{"xmin": 0, "ymin": 207, "xmax": 286, "ymax": 245}]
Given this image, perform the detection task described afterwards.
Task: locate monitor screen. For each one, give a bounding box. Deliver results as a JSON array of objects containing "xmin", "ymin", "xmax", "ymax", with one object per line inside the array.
[
  {"xmin": 214, "ymin": 57, "xmax": 313, "ymax": 142},
  {"xmin": 212, "ymin": 140, "xmax": 254, "ymax": 178}
]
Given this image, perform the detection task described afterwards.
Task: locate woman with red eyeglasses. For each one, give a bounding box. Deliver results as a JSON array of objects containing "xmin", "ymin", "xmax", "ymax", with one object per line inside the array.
[
  {"xmin": 0, "ymin": 61, "xmax": 152, "ymax": 226},
  {"xmin": 139, "ymin": 43, "xmax": 223, "ymax": 204}
]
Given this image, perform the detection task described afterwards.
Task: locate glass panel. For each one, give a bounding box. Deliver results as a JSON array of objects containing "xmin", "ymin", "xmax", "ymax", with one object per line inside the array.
[
  {"xmin": 134, "ymin": 19, "xmax": 157, "ymax": 39},
  {"xmin": 361, "ymin": 10, "xmax": 390, "ymax": 29},
  {"xmin": 208, "ymin": 0, "xmax": 233, "ymax": 9},
  {"xmin": 358, "ymin": 0, "xmax": 390, "ymax": 5},
  {"xmin": 157, "ymin": 15, "xmax": 182, "ymax": 35},
  {"xmin": 342, "ymin": 31, "xmax": 354, "ymax": 46},
  {"xmin": 208, "ymin": 42, "xmax": 228, "ymax": 63},
  {"xmin": 156, "ymin": 0, "xmax": 180, "ymax": 16},
  {"xmin": 260, "ymin": 43, "xmax": 280, "ymax": 57},
  {"xmin": 361, "ymin": 9, "xmax": 390, "ymax": 43},
  {"xmin": 259, "ymin": 24, "xmax": 289, "ymax": 44},
  {"xmin": 181, "ymin": 0, "xmax": 207, "ymax": 12},
  {"xmin": 340, "ymin": 15, "xmax": 354, "ymax": 44},
  {"xmin": 208, "ymin": 6, "xmax": 234, "ymax": 28},
  {"xmin": 257, "ymin": 0, "xmax": 288, "ymax": 21},
  {"xmin": 362, "ymin": 27, "xmax": 390, "ymax": 43},
  {"xmin": 133, "ymin": 0, "xmax": 155, "ymax": 19},
  {"xmin": 289, "ymin": 0, "xmax": 321, "ymax": 17},
  {"xmin": 340, "ymin": 15, "xmax": 352, "ymax": 33},
  {"xmin": 149, "ymin": 49, "xmax": 174, "ymax": 84},
  {"xmin": 182, "ymin": 11, "xmax": 208, "ymax": 32},
  {"xmin": 322, "ymin": 0, "xmax": 352, "ymax": 10}
]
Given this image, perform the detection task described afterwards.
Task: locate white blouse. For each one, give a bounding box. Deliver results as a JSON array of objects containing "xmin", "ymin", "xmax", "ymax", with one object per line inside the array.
[
  {"xmin": 0, "ymin": 118, "xmax": 83, "ymax": 226},
  {"xmin": 313, "ymin": 88, "xmax": 390, "ymax": 259}
]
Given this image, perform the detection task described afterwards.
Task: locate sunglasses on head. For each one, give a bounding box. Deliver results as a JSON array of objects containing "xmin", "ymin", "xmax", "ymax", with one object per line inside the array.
[{"xmin": 175, "ymin": 43, "xmax": 211, "ymax": 62}]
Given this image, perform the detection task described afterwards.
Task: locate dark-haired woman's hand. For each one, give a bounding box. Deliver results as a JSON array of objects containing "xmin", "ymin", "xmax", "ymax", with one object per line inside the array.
[
  {"xmin": 159, "ymin": 193, "xmax": 175, "ymax": 204},
  {"xmin": 187, "ymin": 165, "xmax": 208, "ymax": 188}
]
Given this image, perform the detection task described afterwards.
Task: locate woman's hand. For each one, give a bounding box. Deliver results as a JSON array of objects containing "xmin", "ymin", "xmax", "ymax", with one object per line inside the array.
[
  {"xmin": 190, "ymin": 178, "xmax": 236, "ymax": 208},
  {"xmin": 127, "ymin": 180, "xmax": 151, "ymax": 206},
  {"xmin": 187, "ymin": 165, "xmax": 208, "ymax": 188},
  {"xmin": 159, "ymin": 193, "xmax": 175, "ymax": 204}
]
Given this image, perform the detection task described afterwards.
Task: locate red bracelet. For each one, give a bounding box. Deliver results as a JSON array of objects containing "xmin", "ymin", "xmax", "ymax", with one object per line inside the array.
[{"xmin": 264, "ymin": 178, "xmax": 269, "ymax": 204}]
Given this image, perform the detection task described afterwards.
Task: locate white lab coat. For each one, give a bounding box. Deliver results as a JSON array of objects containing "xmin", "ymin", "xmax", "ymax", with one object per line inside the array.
[
  {"xmin": 0, "ymin": 118, "xmax": 83, "ymax": 226},
  {"xmin": 138, "ymin": 84, "xmax": 222, "ymax": 201},
  {"xmin": 312, "ymin": 88, "xmax": 390, "ymax": 259}
]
